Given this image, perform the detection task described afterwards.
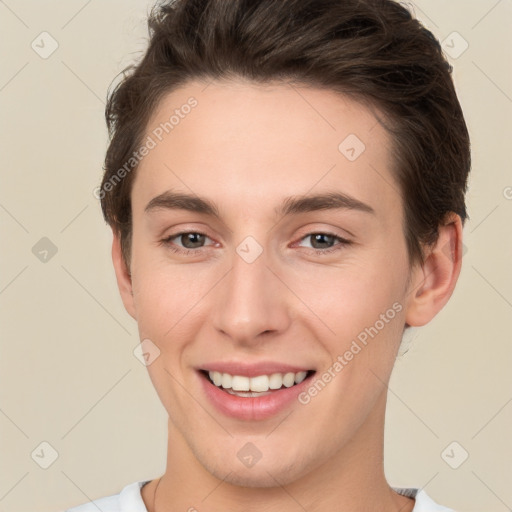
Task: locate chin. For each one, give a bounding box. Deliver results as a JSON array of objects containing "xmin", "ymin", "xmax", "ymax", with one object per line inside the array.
[
  {"xmin": 228, "ymin": 471, "xmax": 279, "ymax": 488},
  {"xmin": 196, "ymin": 446, "xmax": 314, "ymax": 488},
  {"xmin": 212, "ymin": 463, "xmax": 299, "ymax": 488}
]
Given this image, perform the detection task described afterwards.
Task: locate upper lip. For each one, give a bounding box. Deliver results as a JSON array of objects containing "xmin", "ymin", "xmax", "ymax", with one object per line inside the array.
[{"xmin": 199, "ymin": 361, "xmax": 314, "ymax": 377}]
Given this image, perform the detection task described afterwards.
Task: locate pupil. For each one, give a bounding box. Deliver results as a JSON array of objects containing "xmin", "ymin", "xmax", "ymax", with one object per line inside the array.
[
  {"xmin": 183, "ymin": 233, "xmax": 205, "ymax": 248},
  {"xmin": 312, "ymin": 233, "xmax": 333, "ymax": 249}
]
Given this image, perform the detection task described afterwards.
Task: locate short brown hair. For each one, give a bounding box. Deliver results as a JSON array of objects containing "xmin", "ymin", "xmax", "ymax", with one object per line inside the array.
[{"xmin": 100, "ymin": 0, "xmax": 471, "ymax": 270}]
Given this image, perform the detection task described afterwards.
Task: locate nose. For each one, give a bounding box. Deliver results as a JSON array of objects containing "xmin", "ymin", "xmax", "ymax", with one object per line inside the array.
[{"xmin": 212, "ymin": 244, "xmax": 292, "ymax": 346}]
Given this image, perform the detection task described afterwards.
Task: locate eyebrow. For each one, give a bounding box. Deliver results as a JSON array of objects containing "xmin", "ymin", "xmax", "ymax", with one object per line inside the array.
[{"xmin": 144, "ymin": 190, "xmax": 376, "ymax": 218}]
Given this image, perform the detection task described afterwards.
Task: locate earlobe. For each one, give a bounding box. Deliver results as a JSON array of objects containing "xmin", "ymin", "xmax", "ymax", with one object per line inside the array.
[
  {"xmin": 111, "ymin": 231, "xmax": 137, "ymax": 320},
  {"xmin": 404, "ymin": 212, "xmax": 463, "ymax": 327}
]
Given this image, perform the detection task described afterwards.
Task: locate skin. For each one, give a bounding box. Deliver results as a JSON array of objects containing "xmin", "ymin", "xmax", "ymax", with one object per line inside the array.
[{"xmin": 111, "ymin": 79, "xmax": 463, "ymax": 511}]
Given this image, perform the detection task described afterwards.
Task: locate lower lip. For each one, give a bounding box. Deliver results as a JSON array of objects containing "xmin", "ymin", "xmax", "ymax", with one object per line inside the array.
[{"xmin": 198, "ymin": 371, "xmax": 314, "ymax": 421}]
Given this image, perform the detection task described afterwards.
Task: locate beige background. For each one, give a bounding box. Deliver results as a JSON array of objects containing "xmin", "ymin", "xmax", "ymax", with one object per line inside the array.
[{"xmin": 0, "ymin": 1, "xmax": 511, "ymax": 511}]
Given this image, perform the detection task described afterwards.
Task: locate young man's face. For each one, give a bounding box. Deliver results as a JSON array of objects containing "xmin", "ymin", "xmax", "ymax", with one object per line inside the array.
[{"xmin": 115, "ymin": 80, "xmax": 424, "ymax": 486}]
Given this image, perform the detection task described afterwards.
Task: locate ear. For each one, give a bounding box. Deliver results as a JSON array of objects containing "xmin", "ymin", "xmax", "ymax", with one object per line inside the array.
[
  {"xmin": 111, "ymin": 231, "xmax": 137, "ymax": 320},
  {"xmin": 404, "ymin": 212, "xmax": 464, "ymax": 327}
]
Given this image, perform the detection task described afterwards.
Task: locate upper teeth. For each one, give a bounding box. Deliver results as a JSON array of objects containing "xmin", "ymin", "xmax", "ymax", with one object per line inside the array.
[{"xmin": 208, "ymin": 371, "xmax": 308, "ymax": 392}]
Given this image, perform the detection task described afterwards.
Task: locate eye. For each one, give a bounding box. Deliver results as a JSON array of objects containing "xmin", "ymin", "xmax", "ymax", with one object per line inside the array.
[
  {"xmin": 296, "ymin": 232, "xmax": 352, "ymax": 255},
  {"xmin": 161, "ymin": 231, "xmax": 215, "ymax": 255},
  {"xmin": 160, "ymin": 231, "xmax": 352, "ymax": 257}
]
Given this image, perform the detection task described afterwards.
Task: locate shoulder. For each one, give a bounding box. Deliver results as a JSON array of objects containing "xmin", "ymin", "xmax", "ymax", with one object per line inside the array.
[
  {"xmin": 393, "ymin": 486, "xmax": 456, "ymax": 512},
  {"xmin": 64, "ymin": 480, "xmax": 150, "ymax": 512}
]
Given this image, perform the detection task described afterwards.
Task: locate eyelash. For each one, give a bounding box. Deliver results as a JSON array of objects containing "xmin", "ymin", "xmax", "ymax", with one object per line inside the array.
[{"xmin": 160, "ymin": 231, "xmax": 352, "ymax": 257}]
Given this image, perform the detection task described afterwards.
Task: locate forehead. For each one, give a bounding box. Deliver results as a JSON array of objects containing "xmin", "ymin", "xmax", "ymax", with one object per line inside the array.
[{"xmin": 133, "ymin": 79, "xmax": 401, "ymax": 225}]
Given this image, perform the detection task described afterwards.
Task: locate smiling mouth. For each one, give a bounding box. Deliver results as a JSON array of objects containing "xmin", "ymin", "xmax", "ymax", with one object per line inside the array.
[{"xmin": 200, "ymin": 369, "xmax": 316, "ymax": 397}]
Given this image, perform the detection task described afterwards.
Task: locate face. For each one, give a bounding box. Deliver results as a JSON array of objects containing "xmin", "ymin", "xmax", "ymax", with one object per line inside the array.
[{"xmin": 117, "ymin": 79, "xmax": 419, "ymax": 486}]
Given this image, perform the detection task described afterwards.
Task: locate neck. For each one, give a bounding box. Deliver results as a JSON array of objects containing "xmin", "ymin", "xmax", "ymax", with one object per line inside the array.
[{"xmin": 143, "ymin": 391, "xmax": 414, "ymax": 512}]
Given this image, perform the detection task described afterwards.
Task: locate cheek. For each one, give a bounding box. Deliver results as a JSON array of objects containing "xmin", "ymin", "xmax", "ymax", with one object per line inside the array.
[
  {"xmin": 292, "ymin": 258, "xmax": 402, "ymax": 336},
  {"xmin": 288, "ymin": 250, "xmax": 408, "ymax": 387},
  {"xmin": 130, "ymin": 256, "xmax": 218, "ymax": 348},
  {"xmin": 130, "ymin": 262, "xmax": 206, "ymax": 411}
]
